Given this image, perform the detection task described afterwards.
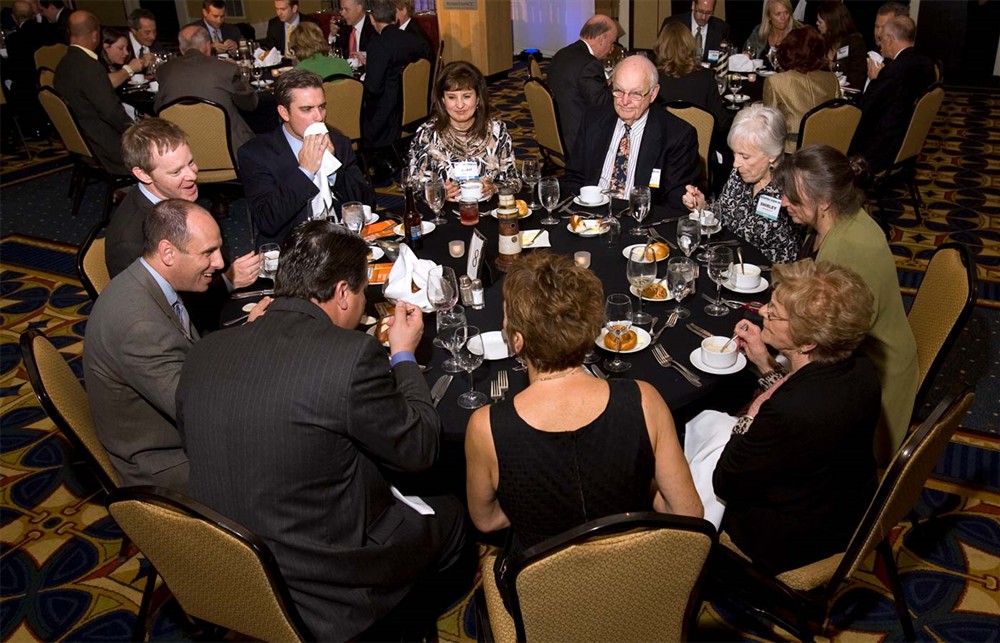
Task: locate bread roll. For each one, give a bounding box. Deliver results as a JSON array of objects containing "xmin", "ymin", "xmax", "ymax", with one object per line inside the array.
[{"xmin": 604, "ymin": 328, "xmax": 637, "ymax": 351}]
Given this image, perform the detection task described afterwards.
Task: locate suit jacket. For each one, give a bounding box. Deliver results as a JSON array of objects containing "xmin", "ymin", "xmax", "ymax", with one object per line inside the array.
[
  {"xmin": 336, "ymin": 16, "xmax": 377, "ymax": 56},
  {"xmin": 154, "ymin": 50, "xmax": 258, "ymax": 160},
  {"xmin": 177, "ymin": 297, "xmax": 451, "ymax": 640},
  {"xmin": 564, "ymin": 103, "xmax": 700, "ymax": 213},
  {"xmin": 264, "ymin": 14, "xmax": 317, "ymax": 56},
  {"xmin": 547, "ymin": 39, "xmax": 612, "ymax": 148},
  {"xmin": 186, "ymin": 19, "xmax": 242, "ymax": 45},
  {"xmin": 661, "ymin": 13, "xmax": 730, "ymax": 59},
  {"xmin": 5, "ymin": 20, "xmax": 56, "ymax": 105},
  {"xmin": 851, "ymin": 47, "xmax": 936, "ymax": 173},
  {"xmin": 763, "ymin": 69, "xmax": 840, "ymax": 153},
  {"xmin": 401, "ymin": 17, "xmax": 433, "ymax": 61},
  {"xmin": 238, "ymin": 125, "xmax": 375, "ymax": 246},
  {"xmin": 53, "ymin": 46, "xmax": 132, "ymax": 175},
  {"xmin": 714, "ymin": 355, "xmax": 880, "ymax": 574},
  {"xmin": 83, "ymin": 259, "xmax": 197, "ymax": 491},
  {"xmin": 362, "ymin": 24, "xmax": 423, "ymax": 148}
]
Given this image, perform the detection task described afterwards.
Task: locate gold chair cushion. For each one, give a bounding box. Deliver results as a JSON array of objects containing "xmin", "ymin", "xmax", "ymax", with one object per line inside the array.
[{"xmin": 480, "ymin": 554, "xmax": 517, "ymax": 643}]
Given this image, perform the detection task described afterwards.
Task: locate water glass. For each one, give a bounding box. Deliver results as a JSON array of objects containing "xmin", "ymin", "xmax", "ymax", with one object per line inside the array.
[
  {"xmin": 677, "ymin": 218, "xmax": 701, "ymax": 257},
  {"xmin": 521, "ymin": 159, "xmax": 541, "ymax": 210},
  {"xmin": 425, "ymin": 177, "xmax": 446, "ymax": 225},
  {"xmin": 626, "ymin": 246, "xmax": 656, "ymax": 327},
  {"xmin": 342, "ymin": 201, "xmax": 365, "ymax": 235},
  {"xmin": 259, "ymin": 243, "xmax": 280, "ymax": 280},
  {"xmin": 628, "ymin": 186, "xmax": 651, "ymax": 236},
  {"xmin": 706, "ymin": 246, "xmax": 734, "ymax": 317},
  {"xmin": 440, "ymin": 324, "xmax": 468, "ymax": 374},
  {"xmin": 538, "ymin": 177, "xmax": 560, "ymax": 226},
  {"xmin": 666, "ymin": 256, "xmax": 696, "ymax": 319}
]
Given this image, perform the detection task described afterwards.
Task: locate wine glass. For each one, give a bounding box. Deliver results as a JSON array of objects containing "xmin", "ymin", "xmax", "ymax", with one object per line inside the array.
[
  {"xmin": 626, "ymin": 246, "xmax": 656, "ymax": 328},
  {"xmin": 677, "ymin": 218, "xmax": 701, "ymax": 258},
  {"xmin": 521, "ymin": 159, "xmax": 542, "ymax": 210},
  {"xmin": 727, "ymin": 74, "xmax": 744, "ymax": 110},
  {"xmin": 666, "ymin": 256, "xmax": 696, "ymax": 319},
  {"xmin": 538, "ymin": 177, "xmax": 560, "ymax": 226},
  {"xmin": 716, "ymin": 73, "xmax": 728, "ymax": 96},
  {"xmin": 603, "ymin": 293, "xmax": 633, "ymax": 373},
  {"xmin": 342, "ymin": 202, "xmax": 365, "ymax": 235},
  {"xmin": 252, "ymin": 64, "xmax": 263, "ymax": 87},
  {"xmin": 456, "ymin": 326, "xmax": 488, "ymax": 409},
  {"xmin": 628, "ymin": 186, "xmax": 651, "ymax": 236},
  {"xmin": 424, "ymin": 176, "xmax": 446, "ymax": 225},
  {"xmin": 705, "ymin": 246, "xmax": 734, "ymax": 317},
  {"xmin": 428, "ymin": 264, "xmax": 459, "ymax": 341},
  {"xmin": 439, "ymin": 324, "xmax": 467, "ymax": 374}
]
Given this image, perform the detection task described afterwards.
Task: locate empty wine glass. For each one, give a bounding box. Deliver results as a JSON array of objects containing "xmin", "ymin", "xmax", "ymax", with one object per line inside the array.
[
  {"xmin": 424, "ymin": 176, "xmax": 446, "ymax": 225},
  {"xmin": 706, "ymin": 246, "xmax": 734, "ymax": 317},
  {"xmin": 538, "ymin": 177, "xmax": 560, "ymax": 226},
  {"xmin": 252, "ymin": 64, "xmax": 263, "ymax": 87},
  {"xmin": 716, "ymin": 73, "xmax": 728, "ymax": 96},
  {"xmin": 666, "ymin": 256, "xmax": 696, "ymax": 319},
  {"xmin": 727, "ymin": 74, "xmax": 744, "ymax": 110},
  {"xmin": 627, "ymin": 246, "xmax": 656, "ymax": 328},
  {"xmin": 628, "ymin": 186, "xmax": 651, "ymax": 236},
  {"xmin": 428, "ymin": 265, "xmax": 459, "ymax": 348},
  {"xmin": 342, "ymin": 201, "xmax": 365, "ymax": 235},
  {"xmin": 677, "ymin": 218, "xmax": 701, "ymax": 258},
  {"xmin": 603, "ymin": 293, "xmax": 633, "ymax": 373},
  {"xmin": 522, "ymin": 159, "xmax": 542, "ymax": 210},
  {"xmin": 456, "ymin": 326, "xmax": 488, "ymax": 409},
  {"xmin": 439, "ymin": 324, "xmax": 467, "ymax": 374}
]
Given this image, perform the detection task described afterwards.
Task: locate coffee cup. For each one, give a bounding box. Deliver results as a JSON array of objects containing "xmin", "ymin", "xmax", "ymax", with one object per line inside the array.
[
  {"xmin": 733, "ymin": 263, "xmax": 761, "ymax": 290},
  {"xmin": 460, "ymin": 181, "xmax": 483, "ymax": 201},
  {"xmin": 579, "ymin": 185, "xmax": 602, "ymax": 205},
  {"xmin": 362, "ymin": 204, "xmax": 372, "ymax": 220},
  {"xmin": 701, "ymin": 335, "xmax": 739, "ymax": 369}
]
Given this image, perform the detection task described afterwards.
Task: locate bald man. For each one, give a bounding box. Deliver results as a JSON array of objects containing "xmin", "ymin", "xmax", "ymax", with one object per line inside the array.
[{"xmin": 547, "ymin": 14, "xmax": 616, "ymax": 150}]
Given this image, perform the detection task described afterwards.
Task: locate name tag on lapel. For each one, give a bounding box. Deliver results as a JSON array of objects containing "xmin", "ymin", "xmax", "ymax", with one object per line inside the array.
[
  {"xmin": 837, "ymin": 45, "xmax": 850, "ymax": 60},
  {"xmin": 707, "ymin": 49, "xmax": 720, "ymax": 63},
  {"xmin": 649, "ymin": 168, "xmax": 662, "ymax": 188},
  {"xmin": 755, "ymin": 194, "xmax": 782, "ymax": 221}
]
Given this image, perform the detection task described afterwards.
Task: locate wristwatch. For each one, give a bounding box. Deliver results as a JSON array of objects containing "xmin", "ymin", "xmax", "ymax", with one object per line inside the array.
[{"xmin": 122, "ymin": 63, "xmax": 135, "ymax": 76}]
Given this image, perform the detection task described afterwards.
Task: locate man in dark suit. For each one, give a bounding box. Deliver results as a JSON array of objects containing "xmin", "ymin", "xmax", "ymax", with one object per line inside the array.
[
  {"xmin": 177, "ymin": 221, "xmax": 473, "ymax": 641},
  {"xmin": 53, "ymin": 11, "xmax": 133, "ymax": 175},
  {"xmin": 362, "ymin": 0, "xmax": 423, "ymax": 151},
  {"xmin": 265, "ymin": 0, "xmax": 313, "ymax": 58},
  {"xmin": 661, "ymin": 0, "xmax": 731, "ymax": 64},
  {"xmin": 125, "ymin": 8, "xmax": 164, "ymax": 62},
  {"xmin": 851, "ymin": 15, "xmax": 935, "ymax": 173},
  {"xmin": 547, "ymin": 14, "xmax": 615, "ymax": 148},
  {"xmin": 238, "ymin": 69, "xmax": 375, "ymax": 247},
  {"xmin": 39, "ymin": 0, "xmax": 71, "ymax": 43},
  {"xmin": 337, "ymin": 0, "xmax": 377, "ymax": 61},
  {"xmin": 395, "ymin": 0, "xmax": 433, "ymax": 61},
  {"xmin": 154, "ymin": 25, "xmax": 258, "ymax": 161},
  {"xmin": 564, "ymin": 55, "xmax": 699, "ymax": 214},
  {"xmin": 187, "ymin": 0, "xmax": 240, "ymax": 56},
  {"xmin": 4, "ymin": 1, "xmax": 53, "ymax": 134}
]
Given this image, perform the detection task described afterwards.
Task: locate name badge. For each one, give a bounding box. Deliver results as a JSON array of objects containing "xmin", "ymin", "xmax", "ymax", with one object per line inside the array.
[
  {"xmin": 707, "ymin": 49, "xmax": 720, "ymax": 63},
  {"xmin": 837, "ymin": 45, "xmax": 849, "ymax": 60},
  {"xmin": 453, "ymin": 160, "xmax": 479, "ymax": 182},
  {"xmin": 755, "ymin": 194, "xmax": 782, "ymax": 221},
  {"xmin": 649, "ymin": 168, "xmax": 662, "ymax": 188}
]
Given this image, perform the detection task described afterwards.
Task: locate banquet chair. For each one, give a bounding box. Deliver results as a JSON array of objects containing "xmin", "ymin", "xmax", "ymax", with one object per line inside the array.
[
  {"xmin": 107, "ymin": 485, "xmax": 314, "ymax": 643},
  {"xmin": 77, "ymin": 221, "xmax": 111, "ymax": 302},
  {"xmin": 528, "ymin": 57, "xmax": 542, "ymax": 80},
  {"xmin": 34, "ymin": 43, "xmax": 67, "ymax": 70},
  {"xmin": 476, "ymin": 512, "xmax": 716, "ymax": 642},
  {"xmin": 432, "ymin": 39, "xmax": 445, "ymax": 84},
  {"xmin": 797, "ymin": 98, "xmax": 861, "ymax": 154},
  {"xmin": 0, "ymin": 82, "xmax": 32, "ymax": 159},
  {"xmin": 37, "ymin": 87, "xmax": 132, "ymax": 221},
  {"xmin": 401, "ymin": 57, "xmax": 431, "ymax": 132},
  {"xmin": 875, "ymin": 84, "xmax": 945, "ymax": 224},
  {"xmin": 323, "ymin": 74, "xmax": 372, "ymax": 189},
  {"xmin": 523, "ymin": 77, "xmax": 566, "ymax": 169},
  {"xmin": 906, "ymin": 243, "xmax": 977, "ymax": 416},
  {"xmin": 37, "ymin": 66, "xmax": 56, "ymax": 89},
  {"xmin": 666, "ymin": 101, "xmax": 715, "ymax": 185},
  {"xmin": 711, "ymin": 388, "xmax": 974, "ymax": 642}
]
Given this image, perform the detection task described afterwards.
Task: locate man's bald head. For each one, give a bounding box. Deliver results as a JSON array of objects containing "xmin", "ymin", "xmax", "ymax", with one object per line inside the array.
[
  {"xmin": 178, "ymin": 24, "xmax": 211, "ymax": 54},
  {"xmin": 580, "ymin": 14, "xmax": 616, "ymax": 60},
  {"xmin": 68, "ymin": 11, "xmax": 100, "ymax": 49},
  {"xmin": 12, "ymin": 1, "xmax": 34, "ymax": 23}
]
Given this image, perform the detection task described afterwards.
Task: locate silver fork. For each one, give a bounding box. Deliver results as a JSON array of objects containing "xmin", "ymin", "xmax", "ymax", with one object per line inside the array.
[
  {"xmin": 651, "ymin": 345, "xmax": 702, "ymax": 387},
  {"xmin": 498, "ymin": 370, "xmax": 509, "ymax": 400},
  {"xmin": 490, "ymin": 380, "xmax": 502, "ymax": 404}
]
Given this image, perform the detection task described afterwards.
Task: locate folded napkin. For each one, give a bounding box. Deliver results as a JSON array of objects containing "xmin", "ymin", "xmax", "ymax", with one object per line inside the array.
[
  {"xmin": 384, "ymin": 244, "xmax": 437, "ymax": 312},
  {"xmin": 303, "ymin": 122, "xmax": 342, "ymax": 219},
  {"xmin": 684, "ymin": 409, "xmax": 738, "ymax": 530},
  {"xmin": 867, "ymin": 50, "xmax": 884, "ymax": 64},
  {"xmin": 838, "ymin": 73, "xmax": 849, "ymax": 88},
  {"xmin": 728, "ymin": 54, "xmax": 754, "ymax": 72},
  {"xmin": 255, "ymin": 47, "xmax": 281, "ymax": 67},
  {"xmin": 520, "ymin": 229, "xmax": 551, "ymax": 248}
]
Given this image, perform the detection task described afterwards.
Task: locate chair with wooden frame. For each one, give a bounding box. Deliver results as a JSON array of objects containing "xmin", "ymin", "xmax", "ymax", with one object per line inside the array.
[
  {"xmin": 76, "ymin": 221, "xmax": 111, "ymax": 302},
  {"xmin": 797, "ymin": 98, "xmax": 862, "ymax": 154},
  {"xmin": 107, "ymin": 485, "xmax": 315, "ymax": 642},
  {"xmin": 710, "ymin": 388, "xmax": 975, "ymax": 641},
  {"xmin": 476, "ymin": 512, "xmax": 716, "ymax": 642},
  {"xmin": 523, "ymin": 77, "xmax": 566, "ymax": 169},
  {"xmin": 665, "ymin": 101, "xmax": 715, "ymax": 186},
  {"xmin": 34, "ymin": 43, "xmax": 67, "ymax": 71}
]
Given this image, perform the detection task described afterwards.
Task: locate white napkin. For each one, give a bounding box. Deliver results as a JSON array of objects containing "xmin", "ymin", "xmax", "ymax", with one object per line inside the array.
[
  {"xmin": 303, "ymin": 123, "xmax": 342, "ymax": 219},
  {"xmin": 838, "ymin": 74, "xmax": 849, "ymax": 88},
  {"xmin": 255, "ymin": 47, "xmax": 281, "ymax": 67},
  {"xmin": 384, "ymin": 244, "xmax": 437, "ymax": 312},
  {"xmin": 728, "ymin": 54, "xmax": 755, "ymax": 72},
  {"xmin": 347, "ymin": 56, "xmax": 361, "ymax": 70},
  {"xmin": 520, "ymin": 229, "xmax": 551, "ymax": 248},
  {"xmin": 390, "ymin": 485, "xmax": 435, "ymax": 515},
  {"xmin": 684, "ymin": 409, "xmax": 737, "ymax": 530},
  {"xmin": 867, "ymin": 50, "xmax": 884, "ymax": 64}
]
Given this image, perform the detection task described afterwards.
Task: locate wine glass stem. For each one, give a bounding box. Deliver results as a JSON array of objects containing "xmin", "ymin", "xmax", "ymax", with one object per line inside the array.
[
  {"xmin": 636, "ymin": 294, "xmax": 643, "ymax": 318},
  {"xmin": 467, "ymin": 370, "xmax": 475, "ymax": 394},
  {"xmin": 716, "ymin": 281, "xmax": 723, "ymax": 305}
]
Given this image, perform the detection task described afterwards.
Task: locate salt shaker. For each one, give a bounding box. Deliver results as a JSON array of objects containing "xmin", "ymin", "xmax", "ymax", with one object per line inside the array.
[
  {"xmin": 459, "ymin": 275, "xmax": 474, "ymax": 307},
  {"xmin": 470, "ymin": 279, "xmax": 485, "ymax": 310}
]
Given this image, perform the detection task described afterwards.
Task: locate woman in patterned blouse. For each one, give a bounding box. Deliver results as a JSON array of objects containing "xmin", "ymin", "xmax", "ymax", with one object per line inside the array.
[
  {"xmin": 406, "ymin": 61, "xmax": 516, "ymax": 200},
  {"xmin": 682, "ymin": 103, "xmax": 804, "ymax": 263}
]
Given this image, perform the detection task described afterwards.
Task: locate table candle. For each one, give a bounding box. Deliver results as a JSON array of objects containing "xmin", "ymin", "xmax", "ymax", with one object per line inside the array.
[
  {"xmin": 747, "ymin": 72, "xmax": 758, "ymax": 83},
  {"xmin": 449, "ymin": 240, "xmax": 466, "ymax": 258},
  {"xmin": 574, "ymin": 251, "xmax": 591, "ymax": 269}
]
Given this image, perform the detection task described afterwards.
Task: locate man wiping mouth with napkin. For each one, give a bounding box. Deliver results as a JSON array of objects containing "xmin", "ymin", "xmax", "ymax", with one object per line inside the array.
[{"xmin": 239, "ymin": 69, "xmax": 376, "ymax": 247}]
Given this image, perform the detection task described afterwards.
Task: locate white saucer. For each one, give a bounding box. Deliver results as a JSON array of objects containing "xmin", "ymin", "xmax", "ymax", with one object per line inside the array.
[
  {"xmin": 758, "ymin": 70, "xmax": 777, "ymax": 76},
  {"xmin": 595, "ymin": 326, "xmax": 651, "ymax": 354},
  {"xmin": 393, "ymin": 221, "xmax": 437, "ymax": 236},
  {"xmin": 365, "ymin": 211, "xmax": 378, "ymax": 224},
  {"xmin": 701, "ymin": 222, "xmax": 722, "ymax": 236},
  {"xmin": 567, "ymin": 221, "xmax": 608, "ymax": 237},
  {"xmin": 574, "ymin": 195, "xmax": 610, "ymax": 208},
  {"xmin": 723, "ymin": 276, "xmax": 769, "ymax": 294},
  {"xmin": 486, "ymin": 208, "xmax": 531, "ymax": 219},
  {"xmin": 468, "ymin": 330, "xmax": 514, "ymax": 360},
  {"xmin": 241, "ymin": 302, "xmax": 256, "ymax": 313},
  {"xmin": 629, "ymin": 281, "xmax": 670, "ymax": 302},
  {"xmin": 689, "ymin": 349, "xmax": 747, "ymax": 375},
  {"xmin": 724, "ymin": 93, "xmax": 750, "ymax": 102},
  {"xmin": 622, "ymin": 244, "xmax": 668, "ymax": 262},
  {"xmin": 367, "ymin": 246, "xmax": 385, "ymax": 261}
]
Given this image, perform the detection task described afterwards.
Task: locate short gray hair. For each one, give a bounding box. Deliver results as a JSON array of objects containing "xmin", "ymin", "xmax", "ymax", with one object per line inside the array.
[
  {"xmin": 179, "ymin": 25, "xmax": 209, "ymax": 53},
  {"xmin": 728, "ymin": 102, "xmax": 786, "ymax": 160},
  {"xmin": 127, "ymin": 8, "xmax": 155, "ymax": 30},
  {"xmin": 611, "ymin": 55, "xmax": 658, "ymax": 93}
]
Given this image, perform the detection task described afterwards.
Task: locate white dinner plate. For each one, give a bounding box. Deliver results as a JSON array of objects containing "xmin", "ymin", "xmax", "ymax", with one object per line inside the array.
[
  {"xmin": 573, "ymin": 195, "xmax": 610, "ymax": 208},
  {"xmin": 724, "ymin": 93, "xmax": 750, "ymax": 102},
  {"xmin": 468, "ymin": 330, "xmax": 514, "ymax": 360},
  {"xmin": 628, "ymin": 281, "xmax": 671, "ymax": 302},
  {"xmin": 689, "ymin": 349, "xmax": 747, "ymax": 375},
  {"xmin": 595, "ymin": 326, "xmax": 652, "ymax": 354},
  {"xmin": 567, "ymin": 221, "xmax": 608, "ymax": 237},
  {"xmin": 366, "ymin": 323, "xmax": 390, "ymax": 347},
  {"xmin": 622, "ymin": 244, "xmax": 669, "ymax": 262},
  {"xmin": 367, "ymin": 246, "xmax": 385, "ymax": 261},
  {"xmin": 723, "ymin": 276, "xmax": 769, "ymax": 294},
  {"xmin": 392, "ymin": 221, "xmax": 437, "ymax": 237}
]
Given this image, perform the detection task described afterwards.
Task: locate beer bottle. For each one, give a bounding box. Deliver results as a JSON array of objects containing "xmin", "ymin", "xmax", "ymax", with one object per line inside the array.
[{"xmin": 403, "ymin": 182, "xmax": 423, "ymax": 250}]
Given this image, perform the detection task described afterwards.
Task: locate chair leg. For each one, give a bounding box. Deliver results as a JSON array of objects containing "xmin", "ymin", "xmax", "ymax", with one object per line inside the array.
[
  {"xmin": 117, "ymin": 533, "xmax": 132, "ymax": 562},
  {"xmin": 102, "ymin": 181, "xmax": 117, "ymax": 224},
  {"xmin": 132, "ymin": 567, "xmax": 157, "ymax": 642},
  {"xmin": 906, "ymin": 168, "xmax": 923, "ymax": 223},
  {"xmin": 68, "ymin": 160, "xmax": 80, "ymax": 198},
  {"xmin": 70, "ymin": 170, "xmax": 88, "ymax": 219},
  {"xmin": 877, "ymin": 539, "xmax": 916, "ymax": 641}
]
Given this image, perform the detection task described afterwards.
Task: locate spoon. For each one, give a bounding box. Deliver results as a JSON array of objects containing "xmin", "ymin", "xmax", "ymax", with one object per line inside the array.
[
  {"xmin": 721, "ymin": 333, "xmax": 739, "ymax": 352},
  {"xmin": 736, "ymin": 247, "xmax": 746, "ymax": 275}
]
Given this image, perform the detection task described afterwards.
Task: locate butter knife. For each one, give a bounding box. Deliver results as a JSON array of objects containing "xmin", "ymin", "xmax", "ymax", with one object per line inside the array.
[
  {"xmin": 686, "ymin": 322, "xmax": 712, "ymax": 339},
  {"xmin": 231, "ymin": 288, "xmax": 275, "ymax": 300},
  {"xmin": 430, "ymin": 374, "xmax": 453, "ymax": 407},
  {"xmin": 555, "ymin": 196, "xmax": 574, "ymax": 213}
]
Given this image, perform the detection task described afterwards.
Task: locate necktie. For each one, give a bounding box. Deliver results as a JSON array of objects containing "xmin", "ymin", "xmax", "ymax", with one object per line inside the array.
[
  {"xmin": 285, "ymin": 23, "xmax": 291, "ymax": 57},
  {"xmin": 172, "ymin": 300, "xmax": 192, "ymax": 340},
  {"xmin": 212, "ymin": 27, "xmax": 221, "ymax": 43},
  {"xmin": 608, "ymin": 124, "xmax": 631, "ymax": 198},
  {"xmin": 140, "ymin": 45, "xmax": 148, "ymax": 57},
  {"xmin": 695, "ymin": 27, "xmax": 704, "ymax": 60},
  {"xmin": 348, "ymin": 27, "xmax": 357, "ymax": 57}
]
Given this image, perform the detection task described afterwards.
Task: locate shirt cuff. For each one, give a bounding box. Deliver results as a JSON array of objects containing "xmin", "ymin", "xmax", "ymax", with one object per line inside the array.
[
  {"xmin": 299, "ymin": 166, "xmax": 315, "ymax": 180},
  {"xmin": 389, "ymin": 351, "xmax": 416, "ymax": 367}
]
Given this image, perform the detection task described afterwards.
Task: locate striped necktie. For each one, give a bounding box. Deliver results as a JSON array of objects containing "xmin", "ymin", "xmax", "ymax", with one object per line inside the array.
[{"xmin": 172, "ymin": 300, "xmax": 192, "ymax": 340}]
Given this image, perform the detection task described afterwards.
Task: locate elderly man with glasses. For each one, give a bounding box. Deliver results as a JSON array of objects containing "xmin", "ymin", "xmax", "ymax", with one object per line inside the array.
[{"xmin": 563, "ymin": 55, "xmax": 699, "ymax": 214}]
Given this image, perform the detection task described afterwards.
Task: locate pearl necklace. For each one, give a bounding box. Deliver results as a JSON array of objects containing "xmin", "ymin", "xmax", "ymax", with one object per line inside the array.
[{"xmin": 534, "ymin": 367, "xmax": 581, "ymax": 382}]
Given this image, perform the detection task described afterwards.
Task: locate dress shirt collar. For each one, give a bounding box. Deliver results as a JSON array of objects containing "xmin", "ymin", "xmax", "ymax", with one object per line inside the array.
[
  {"xmin": 138, "ymin": 183, "xmax": 161, "ymax": 205},
  {"xmin": 583, "ymin": 39, "xmax": 595, "ymax": 57},
  {"xmin": 71, "ymin": 44, "xmax": 98, "ymax": 60},
  {"xmin": 353, "ymin": 16, "xmax": 366, "ymax": 34},
  {"xmin": 287, "ymin": 14, "xmax": 300, "ymax": 29},
  {"xmin": 399, "ymin": 18, "xmax": 411, "ymax": 31},
  {"xmin": 282, "ymin": 122, "xmax": 304, "ymax": 156},
  {"xmin": 128, "ymin": 31, "xmax": 143, "ymax": 59},
  {"xmin": 139, "ymin": 257, "xmax": 179, "ymax": 307}
]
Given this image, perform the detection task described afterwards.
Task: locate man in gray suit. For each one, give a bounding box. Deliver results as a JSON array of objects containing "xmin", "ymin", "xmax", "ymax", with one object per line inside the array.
[
  {"xmin": 177, "ymin": 221, "xmax": 472, "ymax": 640},
  {"xmin": 154, "ymin": 24, "xmax": 258, "ymax": 161},
  {"xmin": 187, "ymin": 0, "xmax": 241, "ymax": 55},
  {"xmin": 84, "ymin": 200, "xmax": 237, "ymax": 491}
]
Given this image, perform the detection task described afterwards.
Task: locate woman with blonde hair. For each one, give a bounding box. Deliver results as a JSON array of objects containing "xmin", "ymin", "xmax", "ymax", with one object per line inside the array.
[
  {"xmin": 291, "ymin": 21, "xmax": 353, "ymax": 79},
  {"xmin": 654, "ymin": 21, "xmax": 726, "ymax": 129},
  {"xmin": 743, "ymin": 0, "xmax": 802, "ymax": 62}
]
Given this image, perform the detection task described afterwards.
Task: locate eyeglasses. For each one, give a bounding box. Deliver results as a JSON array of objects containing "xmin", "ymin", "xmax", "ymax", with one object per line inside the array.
[
  {"xmin": 611, "ymin": 87, "xmax": 653, "ymax": 102},
  {"xmin": 693, "ymin": 9, "xmax": 714, "ymax": 16},
  {"xmin": 763, "ymin": 301, "xmax": 788, "ymax": 322}
]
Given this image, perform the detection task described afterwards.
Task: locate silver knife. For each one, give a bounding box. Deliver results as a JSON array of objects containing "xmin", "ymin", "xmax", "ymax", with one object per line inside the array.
[
  {"xmin": 231, "ymin": 288, "xmax": 275, "ymax": 300},
  {"xmin": 555, "ymin": 196, "xmax": 574, "ymax": 213},
  {"xmin": 590, "ymin": 363, "xmax": 609, "ymax": 380},
  {"xmin": 686, "ymin": 322, "xmax": 712, "ymax": 339},
  {"xmin": 430, "ymin": 374, "xmax": 453, "ymax": 407}
]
